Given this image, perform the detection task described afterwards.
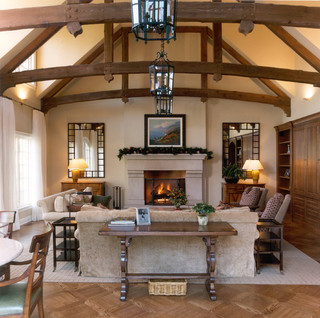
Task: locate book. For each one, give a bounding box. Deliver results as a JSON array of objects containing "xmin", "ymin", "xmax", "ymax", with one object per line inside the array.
[
  {"xmin": 108, "ymin": 222, "xmax": 135, "ymax": 229},
  {"xmin": 109, "ymin": 217, "xmax": 136, "ymax": 225}
]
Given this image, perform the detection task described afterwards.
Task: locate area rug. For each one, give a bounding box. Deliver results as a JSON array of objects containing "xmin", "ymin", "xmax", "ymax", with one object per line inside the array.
[{"xmin": 11, "ymin": 240, "xmax": 320, "ymax": 285}]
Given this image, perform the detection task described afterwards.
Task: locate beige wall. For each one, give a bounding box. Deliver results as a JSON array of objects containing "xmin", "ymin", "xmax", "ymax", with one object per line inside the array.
[{"xmin": 46, "ymin": 95, "xmax": 282, "ymax": 207}]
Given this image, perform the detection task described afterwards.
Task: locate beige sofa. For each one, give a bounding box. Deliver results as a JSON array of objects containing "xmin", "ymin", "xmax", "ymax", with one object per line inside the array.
[
  {"xmin": 75, "ymin": 206, "xmax": 259, "ymax": 279},
  {"xmin": 37, "ymin": 189, "xmax": 77, "ymax": 222}
]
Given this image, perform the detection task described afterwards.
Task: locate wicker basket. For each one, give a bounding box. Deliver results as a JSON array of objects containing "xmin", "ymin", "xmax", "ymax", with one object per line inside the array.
[{"xmin": 148, "ymin": 279, "xmax": 187, "ymax": 296}]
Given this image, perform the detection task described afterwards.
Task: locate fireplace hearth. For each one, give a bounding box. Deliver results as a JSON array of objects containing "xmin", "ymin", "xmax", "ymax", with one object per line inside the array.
[
  {"xmin": 145, "ymin": 178, "xmax": 185, "ymax": 205},
  {"xmin": 145, "ymin": 171, "xmax": 186, "ymax": 206}
]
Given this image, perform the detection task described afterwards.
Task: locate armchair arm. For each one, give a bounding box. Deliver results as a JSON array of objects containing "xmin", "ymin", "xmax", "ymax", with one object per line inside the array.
[
  {"xmin": 10, "ymin": 259, "xmax": 32, "ymax": 266},
  {"xmin": 0, "ymin": 267, "xmax": 30, "ymax": 287}
]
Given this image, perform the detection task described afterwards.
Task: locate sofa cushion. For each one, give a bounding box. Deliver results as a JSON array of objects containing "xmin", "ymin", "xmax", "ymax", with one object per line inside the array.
[
  {"xmin": 92, "ymin": 195, "xmax": 111, "ymax": 209},
  {"xmin": 260, "ymin": 193, "xmax": 284, "ymax": 219},
  {"xmin": 54, "ymin": 196, "xmax": 68, "ymax": 212},
  {"xmin": 239, "ymin": 187, "xmax": 261, "ymax": 206}
]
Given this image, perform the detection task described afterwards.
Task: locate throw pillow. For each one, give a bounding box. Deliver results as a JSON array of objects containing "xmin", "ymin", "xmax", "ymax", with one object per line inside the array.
[
  {"xmin": 83, "ymin": 187, "xmax": 93, "ymax": 203},
  {"xmin": 54, "ymin": 196, "xmax": 68, "ymax": 212},
  {"xmin": 239, "ymin": 187, "xmax": 261, "ymax": 206},
  {"xmin": 92, "ymin": 195, "xmax": 111, "ymax": 209},
  {"xmin": 69, "ymin": 204, "xmax": 83, "ymax": 212},
  {"xmin": 260, "ymin": 193, "xmax": 284, "ymax": 219}
]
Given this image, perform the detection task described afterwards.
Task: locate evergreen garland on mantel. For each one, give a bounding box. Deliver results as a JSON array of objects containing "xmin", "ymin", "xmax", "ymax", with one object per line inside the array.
[{"xmin": 118, "ymin": 147, "xmax": 213, "ymax": 160}]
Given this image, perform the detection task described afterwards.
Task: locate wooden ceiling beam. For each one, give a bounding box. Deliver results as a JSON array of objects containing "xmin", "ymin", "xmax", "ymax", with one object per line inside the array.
[
  {"xmin": 200, "ymin": 27, "xmax": 208, "ymax": 102},
  {"xmin": 1, "ymin": 2, "xmax": 320, "ymax": 32},
  {"xmin": 121, "ymin": 28, "xmax": 129, "ymax": 103},
  {"xmin": 267, "ymin": 25, "xmax": 320, "ymax": 73},
  {"xmin": 41, "ymin": 87, "xmax": 290, "ymax": 114},
  {"xmin": 104, "ymin": 0, "xmax": 114, "ymax": 82},
  {"xmin": 213, "ymin": 0, "xmax": 222, "ymax": 82},
  {"xmin": 2, "ymin": 62, "xmax": 320, "ymax": 94}
]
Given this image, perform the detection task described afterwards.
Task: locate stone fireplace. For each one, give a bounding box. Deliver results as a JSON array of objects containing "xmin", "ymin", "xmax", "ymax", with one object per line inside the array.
[{"xmin": 125, "ymin": 154, "xmax": 206, "ymax": 207}]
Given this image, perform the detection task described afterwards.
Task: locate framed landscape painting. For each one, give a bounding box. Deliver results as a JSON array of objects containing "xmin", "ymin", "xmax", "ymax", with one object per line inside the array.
[{"xmin": 145, "ymin": 115, "xmax": 186, "ymax": 148}]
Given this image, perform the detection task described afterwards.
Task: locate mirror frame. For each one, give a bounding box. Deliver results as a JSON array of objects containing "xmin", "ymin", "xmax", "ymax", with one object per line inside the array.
[
  {"xmin": 68, "ymin": 123, "xmax": 105, "ymax": 178},
  {"xmin": 222, "ymin": 122, "xmax": 260, "ymax": 171}
]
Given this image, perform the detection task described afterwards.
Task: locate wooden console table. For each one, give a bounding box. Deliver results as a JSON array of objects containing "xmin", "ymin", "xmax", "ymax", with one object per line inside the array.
[
  {"xmin": 61, "ymin": 181, "xmax": 105, "ymax": 195},
  {"xmin": 222, "ymin": 182, "xmax": 265, "ymax": 204},
  {"xmin": 99, "ymin": 222, "xmax": 237, "ymax": 301}
]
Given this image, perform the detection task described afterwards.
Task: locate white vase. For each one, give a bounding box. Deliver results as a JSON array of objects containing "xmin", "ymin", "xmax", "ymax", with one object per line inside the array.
[{"xmin": 198, "ymin": 215, "xmax": 208, "ymax": 226}]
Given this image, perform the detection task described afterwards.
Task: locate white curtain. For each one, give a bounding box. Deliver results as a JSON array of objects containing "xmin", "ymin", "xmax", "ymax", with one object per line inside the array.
[
  {"xmin": 0, "ymin": 97, "xmax": 20, "ymax": 230},
  {"xmin": 31, "ymin": 110, "xmax": 47, "ymax": 221}
]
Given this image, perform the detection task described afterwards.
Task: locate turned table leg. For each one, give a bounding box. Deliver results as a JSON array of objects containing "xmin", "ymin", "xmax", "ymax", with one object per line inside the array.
[
  {"xmin": 203, "ymin": 236, "xmax": 217, "ymax": 301},
  {"xmin": 120, "ymin": 236, "xmax": 132, "ymax": 301}
]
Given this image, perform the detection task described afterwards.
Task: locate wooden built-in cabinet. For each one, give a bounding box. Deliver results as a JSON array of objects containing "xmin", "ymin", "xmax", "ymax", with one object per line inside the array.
[
  {"xmin": 222, "ymin": 182, "xmax": 266, "ymax": 204},
  {"xmin": 275, "ymin": 122, "xmax": 293, "ymax": 198},
  {"xmin": 61, "ymin": 181, "xmax": 105, "ymax": 196},
  {"xmin": 275, "ymin": 112, "xmax": 320, "ymax": 227}
]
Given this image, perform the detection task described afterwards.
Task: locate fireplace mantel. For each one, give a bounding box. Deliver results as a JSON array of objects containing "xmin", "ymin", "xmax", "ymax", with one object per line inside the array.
[{"xmin": 125, "ymin": 154, "xmax": 207, "ymax": 207}]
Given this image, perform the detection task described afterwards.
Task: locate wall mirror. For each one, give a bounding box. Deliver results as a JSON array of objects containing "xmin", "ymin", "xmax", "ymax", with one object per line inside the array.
[
  {"xmin": 222, "ymin": 122, "xmax": 260, "ymax": 171},
  {"xmin": 68, "ymin": 123, "xmax": 105, "ymax": 178}
]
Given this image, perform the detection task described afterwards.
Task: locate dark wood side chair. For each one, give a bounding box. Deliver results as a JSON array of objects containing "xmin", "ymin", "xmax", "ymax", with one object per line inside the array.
[
  {"xmin": 0, "ymin": 223, "xmax": 53, "ymax": 318},
  {"xmin": 0, "ymin": 211, "xmax": 16, "ymax": 238}
]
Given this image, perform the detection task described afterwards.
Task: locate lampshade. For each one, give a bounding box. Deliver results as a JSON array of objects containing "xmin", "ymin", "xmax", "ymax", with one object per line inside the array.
[
  {"xmin": 68, "ymin": 158, "xmax": 88, "ymax": 170},
  {"xmin": 68, "ymin": 159, "xmax": 88, "ymax": 183},
  {"xmin": 242, "ymin": 159, "xmax": 264, "ymax": 171},
  {"xmin": 131, "ymin": 0, "xmax": 176, "ymax": 43},
  {"xmin": 243, "ymin": 159, "xmax": 263, "ymax": 183}
]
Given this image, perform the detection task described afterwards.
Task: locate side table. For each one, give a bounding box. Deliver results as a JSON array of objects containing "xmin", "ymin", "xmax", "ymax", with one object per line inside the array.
[
  {"xmin": 52, "ymin": 217, "xmax": 79, "ymax": 272},
  {"xmin": 255, "ymin": 219, "xmax": 283, "ymax": 274}
]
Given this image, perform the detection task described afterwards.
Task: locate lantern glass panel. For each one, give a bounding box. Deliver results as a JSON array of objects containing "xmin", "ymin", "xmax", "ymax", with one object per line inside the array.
[{"xmin": 131, "ymin": 0, "xmax": 176, "ymax": 42}]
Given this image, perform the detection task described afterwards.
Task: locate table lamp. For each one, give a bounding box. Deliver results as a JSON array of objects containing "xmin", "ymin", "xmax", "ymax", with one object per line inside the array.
[
  {"xmin": 242, "ymin": 159, "xmax": 264, "ymax": 183},
  {"xmin": 68, "ymin": 158, "xmax": 88, "ymax": 183}
]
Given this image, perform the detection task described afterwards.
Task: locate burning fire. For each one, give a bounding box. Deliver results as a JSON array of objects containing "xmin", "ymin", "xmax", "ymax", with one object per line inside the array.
[{"xmin": 157, "ymin": 183, "xmax": 171, "ymax": 195}]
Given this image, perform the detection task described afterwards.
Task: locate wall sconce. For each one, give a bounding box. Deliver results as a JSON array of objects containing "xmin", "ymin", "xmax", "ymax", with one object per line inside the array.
[
  {"xmin": 68, "ymin": 158, "xmax": 88, "ymax": 183},
  {"xmin": 304, "ymin": 85, "xmax": 314, "ymax": 101},
  {"xmin": 242, "ymin": 159, "xmax": 264, "ymax": 183},
  {"xmin": 17, "ymin": 87, "xmax": 27, "ymax": 102}
]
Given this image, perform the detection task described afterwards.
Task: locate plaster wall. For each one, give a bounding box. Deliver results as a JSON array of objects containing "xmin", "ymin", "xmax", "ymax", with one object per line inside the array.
[
  {"xmin": 46, "ymin": 95, "xmax": 281, "ymax": 207},
  {"xmin": 205, "ymin": 99, "xmax": 283, "ymax": 205}
]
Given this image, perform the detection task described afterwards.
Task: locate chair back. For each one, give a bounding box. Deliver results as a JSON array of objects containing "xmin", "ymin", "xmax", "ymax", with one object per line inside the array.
[
  {"xmin": 0, "ymin": 211, "xmax": 16, "ymax": 238},
  {"xmin": 254, "ymin": 188, "xmax": 268, "ymax": 212},
  {"xmin": 275, "ymin": 194, "xmax": 291, "ymax": 224},
  {"xmin": 24, "ymin": 223, "xmax": 53, "ymax": 316}
]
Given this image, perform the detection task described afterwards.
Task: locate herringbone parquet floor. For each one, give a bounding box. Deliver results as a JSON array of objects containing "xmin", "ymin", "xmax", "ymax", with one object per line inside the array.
[{"xmin": 13, "ymin": 219, "xmax": 320, "ymax": 318}]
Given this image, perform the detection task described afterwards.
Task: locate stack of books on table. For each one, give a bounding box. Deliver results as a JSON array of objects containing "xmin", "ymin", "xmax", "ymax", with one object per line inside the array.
[{"xmin": 108, "ymin": 217, "xmax": 136, "ymax": 228}]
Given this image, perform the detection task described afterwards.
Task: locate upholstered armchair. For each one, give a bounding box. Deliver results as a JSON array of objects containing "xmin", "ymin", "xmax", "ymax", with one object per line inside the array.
[
  {"xmin": 259, "ymin": 193, "xmax": 291, "ymax": 224},
  {"xmin": 231, "ymin": 187, "xmax": 268, "ymax": 212}
]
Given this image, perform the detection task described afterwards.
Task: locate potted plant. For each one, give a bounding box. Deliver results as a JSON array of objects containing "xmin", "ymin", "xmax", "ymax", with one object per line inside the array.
[
  {"xmin": 222, "ymin": 163, "xmax": 246, "ymax": 183},
  {"xmin": 168, "ymin": 188, "xmax": 188, "ymax": 209},
  {"xmin": 192, "ymin": 203, "xmax": 215, "ymax": 225}
]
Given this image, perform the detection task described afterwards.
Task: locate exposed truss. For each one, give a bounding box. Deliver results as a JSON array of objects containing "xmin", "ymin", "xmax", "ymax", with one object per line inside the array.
[{"xmin": 1, "ymin": 2, "xmax": 320, "ymax": 116}]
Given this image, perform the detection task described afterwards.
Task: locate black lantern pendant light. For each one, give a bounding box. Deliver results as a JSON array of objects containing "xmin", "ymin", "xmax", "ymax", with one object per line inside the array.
[
  {"xmin": 131, "ymin": 0, "xmax": 176, "ymax": 43},
  {"xmin": 149, "ymin": 41, "xmax": 174, "ymax": 114}
]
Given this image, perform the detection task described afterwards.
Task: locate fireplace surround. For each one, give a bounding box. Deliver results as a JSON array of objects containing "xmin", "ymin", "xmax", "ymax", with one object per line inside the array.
[{"xmin": 125, "ymin": 154, "xmax": 206, "ymax": 207}]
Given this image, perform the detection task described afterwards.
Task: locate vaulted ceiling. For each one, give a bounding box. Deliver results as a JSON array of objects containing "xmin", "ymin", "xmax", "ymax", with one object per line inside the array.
[{"xmin": 1, "ymin": 1, "xmax": 320, "ymax": 116}]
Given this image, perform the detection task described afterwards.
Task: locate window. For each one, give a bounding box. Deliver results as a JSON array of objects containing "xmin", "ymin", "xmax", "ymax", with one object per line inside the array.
[
  {"xmin": 14, "ymin": 53, "xmax": 36, "ymax": 87},
  {"xmin": 15, "ymin": 133, "xmax": 32, "ymax": 208}
]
